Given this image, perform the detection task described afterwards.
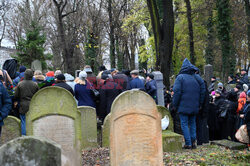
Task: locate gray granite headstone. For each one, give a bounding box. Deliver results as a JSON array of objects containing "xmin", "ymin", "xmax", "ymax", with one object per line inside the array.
[
  {"xmin": 0, "ymin": 136, "xmax": 61, "ymax": 166},
  {"xmin": 210, "ymin": 140, "xmax": 247, "ymax": 150},
  {"xmin": 152, "ymin": 71, "xmax": 165, "ymax": 106},
  {"xmin": 204, "ymin": 64, "xmax": 213, "ymax": 86},
  {"xmin": 31, "ymin": 60, "xmax": 42, "ymax": 71}
]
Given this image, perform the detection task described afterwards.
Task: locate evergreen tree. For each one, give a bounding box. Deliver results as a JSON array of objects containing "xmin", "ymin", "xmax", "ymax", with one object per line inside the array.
[
  {"xmin": 85, "ymin": 31, "xmax": 98, "ymax": 73},
  {"xmin": 15, "ymin": 21, "xmax": 47, "ymax": 68},
  {"xmin": 216, "ymin": 0, "xmax": 235, "ymax": 80}
]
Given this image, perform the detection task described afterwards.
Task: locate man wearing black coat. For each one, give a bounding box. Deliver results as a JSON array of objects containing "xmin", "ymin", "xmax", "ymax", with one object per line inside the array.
[
  {"xmin": 54, "ymin": 74, "xmax": 75, "ymax": 96},
  {"xmin": 99, "ymin": 71, "xmax": 122, "ymax": 121}
]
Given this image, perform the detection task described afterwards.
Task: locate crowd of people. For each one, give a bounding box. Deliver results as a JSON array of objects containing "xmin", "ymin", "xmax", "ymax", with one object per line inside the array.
[
  {"xmin": 165, "ymin": 59, "xmax": 250, "ymax": 150},
  {"xmin": 0, "ymin": 59, "xmax": 249, "ymax": 151},
  {"xmin": 0, "ymin": 64, "xmax": 158, "ymax": 136}
]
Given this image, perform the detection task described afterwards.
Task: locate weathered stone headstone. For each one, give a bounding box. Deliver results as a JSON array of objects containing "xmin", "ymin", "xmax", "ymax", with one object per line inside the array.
[
  {"xmin": 157, "ymin": 106, "xmax": 183, "ymax": 152},
  {"xmin": 31, "ymin": 59, "xmax": 42, "ymax": 71},
  {"xmin": 0, "ymin": 136, "xmax": 61, "ymax": 166},
  {"xmin": 0, "ymin": 116, "xmax": 21, "ymax": 145},
  {"xmin": 211, "ymin": 140, "xmax": 247, "ymax": 150},
  {"xmin": 102, "ymin": 113, "xmax": 111, "ymax": 147},
  {"xmin": 157, "ymin": 105, "xmax": 174, "ymax": 131},
  {"xmin": 27, "ymin": 86, "xmax": 97, "ymax": 154},
  {"xmin": 152, "ymin": 71, "xmax": 165, "ymax": 106},
  {"xmin": 78, "ymin": 106, "xmax": 98, "ymax": 148},
  {"xmin": 204, "ymin": 64, "xmax": 213, "ymax": 86},
  {"xmin": 110, "ymin": 90, "xmax": 163, "ymax": 166}
]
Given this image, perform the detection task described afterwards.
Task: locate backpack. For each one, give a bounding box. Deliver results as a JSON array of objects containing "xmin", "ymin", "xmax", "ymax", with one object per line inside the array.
[
  {"xmin": 2, "ymin": 59, "xmax": 18, "ymax": 79},
  {"xmin": 218, "ymin": 99, "xmax": 231, "ymax": 119}
]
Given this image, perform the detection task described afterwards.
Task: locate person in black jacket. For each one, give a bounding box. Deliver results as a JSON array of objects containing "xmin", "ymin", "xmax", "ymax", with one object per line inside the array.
[
  {"xmin": 54, "ymin": 74, "xmax": 74, "ymax": 96},
  {"xmin": 145, "ymin": 73, "xmax": 157, "ymax": 103},
  {"xmin": 213, "ymin": 88, "xmax": 225, "ymax": 140},
  {"xmin": 196, "ymin": 81, "xmax": 210, "ymax": 145},
  {"xmin": 99, "ymin": 71, "xmax": 122, "ymax": 122}
]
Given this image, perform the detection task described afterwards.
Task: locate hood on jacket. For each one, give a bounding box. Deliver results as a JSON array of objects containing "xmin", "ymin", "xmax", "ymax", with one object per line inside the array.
[
  {"xmin": 179, "ymin": 58, "xmax": 197, "ymax": 75},
  {"xmin": 19, "ymin": 65, "xmax": 26, "ymax": 73},
  {"xmin": 24, "ymin": 69, "xmax": 34, "ymax": 80}
]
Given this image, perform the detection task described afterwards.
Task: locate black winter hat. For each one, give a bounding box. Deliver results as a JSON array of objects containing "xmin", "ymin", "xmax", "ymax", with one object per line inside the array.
[
  {"xmin": 148, "ymin": 73, "xmax": 154, "ymax": 79},
  {"xmin": 56, "ymin": 74, "xmax": 65, "ymax": 81}
]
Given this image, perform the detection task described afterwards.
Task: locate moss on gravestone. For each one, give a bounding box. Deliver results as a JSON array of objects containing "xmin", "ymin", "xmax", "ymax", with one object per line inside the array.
[
  {"xmin": 0, "ymin": 136, "xmax": 61, "ymax": 166},
  {"xmin": 102, "ymin": 113, "xmax": 111, "ymax": 147},
  {"xmin": 162, "ymin": 130, "xmax": 183, "ymax": 152},
  {"xmin": 157, "ymin": 105, "xmax": 174, "ymax": 131},
  {"xmin": 0, "ymin": 116, "xmax": 21, "ymax": 145}
]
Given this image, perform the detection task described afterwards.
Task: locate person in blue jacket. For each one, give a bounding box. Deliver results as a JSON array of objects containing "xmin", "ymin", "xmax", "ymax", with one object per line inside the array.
[
  {"xmin": 74, "ymin": 71, "xmax": 96, "ymax": 108},
  {"xmin": 172, "ymin": 58, "xmax": 205, "ymax": 149},
  {"xmin": 128, "ymin": 70, "xmax": 145, "ymax": 90},
  {"xmin": 0, "ymin": 82, "xmax": 12, "ymax": 136},
  {"xmin": 145, "ymin": 73, "xmax": 157, "ymax": 103}
]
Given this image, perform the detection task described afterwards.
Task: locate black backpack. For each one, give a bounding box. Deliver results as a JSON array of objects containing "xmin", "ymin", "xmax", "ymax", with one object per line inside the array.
[
  {"xmin": 218, "ymin": 99, "xmax": 231, "ymax": 119},
  {"xmin": 2, "ymin": 59, "xmax": 18, "ymax": 79}
]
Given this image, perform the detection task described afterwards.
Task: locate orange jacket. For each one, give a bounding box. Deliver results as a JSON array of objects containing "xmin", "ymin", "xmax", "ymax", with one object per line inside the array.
[{"xmin": 237, "ymin": 98, "xmax": 246, "ymax": 114}]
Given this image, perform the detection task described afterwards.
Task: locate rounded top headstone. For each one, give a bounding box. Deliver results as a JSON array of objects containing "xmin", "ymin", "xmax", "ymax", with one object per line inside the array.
[{"xmin": 111, "ymin": 89, "xmax": 157, "ymax": 119}]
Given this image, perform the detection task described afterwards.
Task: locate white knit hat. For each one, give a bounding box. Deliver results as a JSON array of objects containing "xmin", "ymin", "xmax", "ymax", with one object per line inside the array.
[
  {"xmin": 243, "ymin": 84, "xmax": 248, "ymax": 92},
  {"xmin": 79, "ymin": 71, "xmax": 87, "ymax": 80}
]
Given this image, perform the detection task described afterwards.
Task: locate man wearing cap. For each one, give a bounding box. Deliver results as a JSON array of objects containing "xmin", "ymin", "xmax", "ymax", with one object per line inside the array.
[
  {"xmin": 239, "ymin": 69, "xmax": 249, "ymax": 85},
  {"xmin": 84, "ymin": 65, "xmax": 97, "ymax": 88},
  {"xmin": 128, "ymin": 70, "xmax": 145, "ymax": 90},
  {"xmin": 54, "ymin": 74, "xmax": 74, "ymax": 96},
  {"xmin": 145, "ymin": 73, "xmax": 157, "ymax": 103}
]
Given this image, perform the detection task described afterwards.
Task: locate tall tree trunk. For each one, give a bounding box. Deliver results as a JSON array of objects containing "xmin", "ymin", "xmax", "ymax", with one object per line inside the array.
[
  {"xmin": 53, "ymin": 0, "xmax": 75, "ymax": 74},
  {"xmin": 244, "ymin": 0, "xmax": 250, "ymax": 63},
  {"xmin": 216, "ymin": 0, "xmax": 233, "ymax": 81},
  {"xmin": 161, "ymin": 0, "xmax": 174, "ymax": 88},
  {"xmin": 205, "ymin": 7, "xmax": 215, "ymax": 65},
  {"xmin": 108, "ymin": 0, "xmax": 116, "ymax": 68},
  {"xmin": 116, "ymin": 35, "xmax": 123, "ymax": 70},
  {"xmin": 147, "ymin": 0, "xmax": 174, "ymax": 88},
  {"xmin": 147, "ymin": 0, "xmax": 161, "ymax": 70},
  {"xmin": 184, "ymin": 0, "xmax": 195, "ymax": 65}
]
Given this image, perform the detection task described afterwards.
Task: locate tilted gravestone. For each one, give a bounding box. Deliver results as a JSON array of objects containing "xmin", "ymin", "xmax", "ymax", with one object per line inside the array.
[
  {"xmin": 152, "ymin": 71, "xmax": 165, "ymax": 106},
  {"xmin": 0, "ymin": 136, "xmax": 61, "ymax": 166},
  {"xmin": 110, "ymin": 90, "xmax": 163, "ymax": 166},
  {"xmin": 26, "ymin": 86, "xmax": 97, "ymax": 154},
  {"xmin": 31, "ymin": 59, "xmax": 42, "ymax": 71},
  {"xmin": 0, "ymin": 116, "xmax": 21, "ymax": 145},
  {"xmin": 102, "ymin": 113, "xmax": 111, "ymax": 147},
  {"xmin": 157, "ymin": 106, "xmax": 183, "ymax": 152},
  {"xmin": 204, "ymin": 64, "xmax": 213, "ymax": 86}
]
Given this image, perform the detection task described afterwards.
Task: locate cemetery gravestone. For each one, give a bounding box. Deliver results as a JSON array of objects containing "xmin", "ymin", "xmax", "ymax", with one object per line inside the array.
[
  {"xmin": 102, "ymin": 113, "xmax": 111, "ymax": 147},
  {"xmin": 0, "ymin": 116, "xmax": 21, "ymax": 145},
  {"xmin": 78, "ymin": 106, "xmax": 98, "ymax": 148},
  {"xmin": 204, "ymin": 64, "xmax": 213, "ymax": 86},
  {"xmin": 157, "ymin": 106, "xmax": 183, "ymax": 152},
  {"xmin": 152, "ymin": 71, "xmax": 165, "ymax": 106},
  {"xmin": 26, "ymin": 86, "xmax": 97, "ymax": 153},
  {"xmin": 31, "ymin": 59, "xmax": 42, "ymax": 71},
  {"xmin": 0, "ymin": 136, "xmax": 61, "ymax": 166},
  {"xmin": 110, "ymin": 90, "xmax": 163, "ymax": 166}
]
